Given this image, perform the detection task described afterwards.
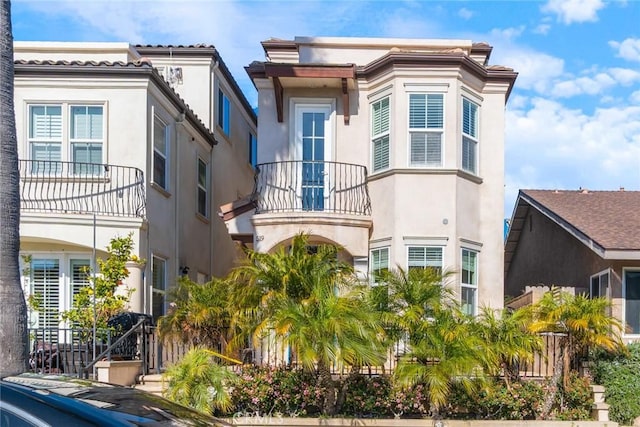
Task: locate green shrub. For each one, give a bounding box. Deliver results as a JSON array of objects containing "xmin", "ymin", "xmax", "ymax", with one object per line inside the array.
[
  {"xmin": 340, "ymin": 375, "xmax": 392, "ymax": 417},
  {"xmin": 229, "ymin": 366, "xmax": 324, "ymax": 417},
  {"xmin": 592, "ymin": 343, "xmax": 640, "ymax": 425},
  {"xmin": 552, "ymin": 372, "xmax": 592, "ymax": 421}
]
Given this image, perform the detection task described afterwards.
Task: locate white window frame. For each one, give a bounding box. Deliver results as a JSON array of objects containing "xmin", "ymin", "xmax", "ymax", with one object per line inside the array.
[
  {"xmin": 371, "ymin": 96, "xmax": 390, "ymax": 173},
  {"xmin": 153, "ymin": 115, "xmax": 169, "ymax": 191},
  {"xmin": 22, "ymin": 253, "xmax": 92, "ymax": 339},
  {"xmin": 152, "ymin": 255, "xmax": 167, "ymax": 319},
  {"xmin": 590, "ymin": 269, "xmax": 611, "ymax": 299},
  {"xmin": 622, "ymin": 267, "xmax": 640, "ymax": 336},
  {"xmin": 406, "ymin": 246, "xmax": 443, "ymax": 272},
  {"xmin": 196, "ymin": 157, "xmax": 209, "ymax": 218},
  {"xmin": 28, "ymin": 103, "xmax": 105, "ymax": 175},
  {"xmin": 461, "ymin": 248, "xmax": 478, "ymax": 316},
  {"xmin": 69, "ymin": 105, "xmax": 104, "ymax": 175},
  {"xmin": 462, "ymin": 97, "xmax": 479, "ymax": 175},
  {"xmin": 218, "ymin": 89, "xmax": 231, "ymax": 136},
  {"xmin": 407, "ymin": 93, "xmax": 444, "ymax": 168},
  {"xmin": 370, "ymin": 246, "xmax": 390, "ymax": 285}
]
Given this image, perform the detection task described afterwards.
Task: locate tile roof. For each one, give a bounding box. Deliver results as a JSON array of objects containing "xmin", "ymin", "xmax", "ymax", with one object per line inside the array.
[
  {"xmin": 521, "ymin": 189, "xmax": 640, "ymax": 251},
  {"xmin": 14, "ymin": 58, "xmax": 216, "ymax": 145}
]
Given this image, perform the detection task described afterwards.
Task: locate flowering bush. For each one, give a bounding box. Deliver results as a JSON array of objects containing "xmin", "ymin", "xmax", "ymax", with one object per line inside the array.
[
  {"xmin": 228, "ymin": 365, "xmax": 324, "ymax": 417},
  {"xmin": 341, "ymin": 375, "xmax": 392, "ymax": 417}
]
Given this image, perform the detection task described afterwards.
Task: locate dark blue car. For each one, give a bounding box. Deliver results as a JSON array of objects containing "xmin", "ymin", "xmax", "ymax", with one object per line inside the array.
[{"xmin": 0, "ymin": 373, "xmax": 229, "ymax": 426}]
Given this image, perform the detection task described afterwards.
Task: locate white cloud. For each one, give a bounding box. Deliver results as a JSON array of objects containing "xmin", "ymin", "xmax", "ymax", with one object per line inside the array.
[
  {"xmin": 458, "ymin": 7, "xmax": 473, "ymax": 20},
  {"xmin": 532, "ymin": 24, "xmax": 551, "ymax": 35},
  {"xmin": 541, "ymin": 0, "xmax": 606, "ymax": 24},
  {"xmin": 631, "ymin": 90, "xmax": 640, "ymax": 104},
  {"xmin": 489, "ymin": 26, "xmax": 525, "ymax": 41},
  {"xmin": 497, "ymin": 49, "xmax": 565, "ymax": 94},
  {"xmin": 504, "ymin": 98, "xmax": 640, "ymax": 215},
  {"xmin": 609, "ymin": 38, "xmax": 640, "ymax": 62}
]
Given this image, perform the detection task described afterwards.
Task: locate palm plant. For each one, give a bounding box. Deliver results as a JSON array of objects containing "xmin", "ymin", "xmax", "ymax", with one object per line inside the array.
[
  {"xmin": 265, "ymin": 276, "xmax": 386, "ymax": 415},
  {"xmin": 524, "ymin": 287, "xmax": 625, "ymax": 418},
  {"xmin": 473, "ymin": 306, "xmax": 543, "ymax": 390},
  {"xmin": 158, "ymin": 277, "xmax": 233, "ymax": 353},
  {"xmin": 163, "ymin": 347, "xmax": 237, "ymax": 415},
  {"xmin": 394, "ymin": 308, "xmax": 486, "ymax": 418},
  {"xmin": 0, "ymin": 0, "xmax": 29, "ymax": 376}
]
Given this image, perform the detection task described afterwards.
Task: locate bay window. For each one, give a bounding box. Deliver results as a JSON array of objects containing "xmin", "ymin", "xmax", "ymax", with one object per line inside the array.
[
  {"xmin": 408, "ymin": 93, "xmax": 443, "ymax": 167},
  {"xmin": 461, "ymin": 248, "xmax": 478, "ymax": 316},
  {"xmin": 153, "ymin": 116, "xmax": 168, "ymax": 190},
  {"xmin": 371, "ymin": 96, "xmax": 390, "ymax": 172},
  {"xmin": 407, "ymin": 246, "xmax": 443, "ymax": 273},
  {"xmin": 462, "ymin": 98, "xmax": 479, "ymax": 174}
]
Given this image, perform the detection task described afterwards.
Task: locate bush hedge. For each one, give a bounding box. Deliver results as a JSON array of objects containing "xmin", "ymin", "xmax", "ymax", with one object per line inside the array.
[
  {"xmin": 224, "ymin": 366, "xmax": 592, "ymax": 420},
  {"xmin": 592, "ymin": 343, "xmax": 640, "ymax": 426}
]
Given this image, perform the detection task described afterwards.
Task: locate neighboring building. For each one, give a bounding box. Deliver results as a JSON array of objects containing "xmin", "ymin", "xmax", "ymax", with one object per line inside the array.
[
  {"xmin": 505, "ymin": 189, "xmax": 640, "ymax": 341},
  {"xmin": 14, "ymin": 42, "xmax": 256, "ymax": 334},
  {"xmin": 223, "ymin": 36, "xmax": 517, "ymax": 315}
]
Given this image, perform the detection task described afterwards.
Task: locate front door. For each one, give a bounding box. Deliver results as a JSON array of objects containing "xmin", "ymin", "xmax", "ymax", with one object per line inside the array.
[{"xmin": 295, "ymin": 104, "xmax": 332, "ymax": 211}]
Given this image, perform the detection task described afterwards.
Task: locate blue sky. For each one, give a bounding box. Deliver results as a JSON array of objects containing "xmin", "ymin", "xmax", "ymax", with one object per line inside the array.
[{"xmin": 12, "ymin": 0, "xmax": 640, "ymax": 218}]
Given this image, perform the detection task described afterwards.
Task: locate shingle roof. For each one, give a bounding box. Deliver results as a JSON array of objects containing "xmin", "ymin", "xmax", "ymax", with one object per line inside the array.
[{"xmin": 521, "ymin": 189, "xmax": 640, "ymax": 251}]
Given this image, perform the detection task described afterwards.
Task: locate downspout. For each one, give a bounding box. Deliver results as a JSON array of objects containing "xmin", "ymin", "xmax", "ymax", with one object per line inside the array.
[{"xmin": 175, "ymin": 111, "xmax": 185, "ymax": 284}]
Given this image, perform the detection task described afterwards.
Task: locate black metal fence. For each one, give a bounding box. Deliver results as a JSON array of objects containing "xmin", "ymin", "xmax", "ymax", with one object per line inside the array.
[
  {"xmin": 253, "ymin": 161, "xmax": 371, "ymax": 215},
  {"xmin": 19, "ymin": 159, "xmax": 146, "ymax": 218}
]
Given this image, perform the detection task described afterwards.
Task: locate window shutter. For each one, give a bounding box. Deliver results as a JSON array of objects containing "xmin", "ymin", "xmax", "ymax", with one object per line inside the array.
[
  {"xmin": 425, "ymin": 247, "xmax": 443, "ymax": 268},
  {"xmin": 462, "ymin": 136, "xmax": 476, "ymax": 173},
  {"xmin": 408, "ymin": 247, "xmax": 425, "ymax": 268},
  {"xmin": 31, "ymin": 259, "xmax": 60, "ymax": 337},
  {"xmin": 30, "ymin": 106, "xmax": 62, "ymax": 139},
  {"xmin": 426, "ymin": 94, "xmax": 443, "ymax": 128},
  {"xmin": 373, "ymin": 135, "xmax": 390, "ymax": 171},
  {"xmin": 70, "ymin": 259, "xmax": 90, "ymax": 302},
  {"xmin": 409, "ymin": 94, "xmax": 426, "ymax": 128},
  {"xmin": 463, "ymin": 98, "xmax": 478, "ymax": 138}
]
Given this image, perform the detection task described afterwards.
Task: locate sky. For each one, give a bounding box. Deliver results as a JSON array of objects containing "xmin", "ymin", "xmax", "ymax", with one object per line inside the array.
[{"xmin": 11, "ymin": 0, "xmax": 640, "ymax": 218}]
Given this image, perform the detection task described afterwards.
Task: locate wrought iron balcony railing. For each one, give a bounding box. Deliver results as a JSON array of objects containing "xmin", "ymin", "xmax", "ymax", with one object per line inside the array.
[
  {"xmin": 253, "ymin": 160, "xmax": 371, "ymax": 215},
  {"xmin": 19, "ymin": 159, "xmax": 146, "ymax": 218}
]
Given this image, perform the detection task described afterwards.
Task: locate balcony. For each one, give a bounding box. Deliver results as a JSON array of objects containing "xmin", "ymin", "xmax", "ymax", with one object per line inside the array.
[
  {"xmin": 19, "ymin": 159, "xmax": 146, "ymax": 218},
  {"xmin": 252, "ymin": 160, "xmax": 371, "ymax": 216}
]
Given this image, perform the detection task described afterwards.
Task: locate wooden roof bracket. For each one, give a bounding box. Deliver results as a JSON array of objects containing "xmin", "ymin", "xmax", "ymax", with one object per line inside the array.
[
  {"xmin": 342, "ymin": 78, "xmax": 350, "ymax": 125},
  {"xmin": 273, "ymin": 76, "xmax": 284, "ymax": 123}
]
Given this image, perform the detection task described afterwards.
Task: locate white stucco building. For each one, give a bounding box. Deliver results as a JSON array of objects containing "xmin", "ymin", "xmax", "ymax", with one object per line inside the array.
[
  {"xmin": 224, "ymin": 36, "xmax": 517, "ymax": 313},
  {"xmin": 14, "ymin": 42, "xmax": 256, "ymax": 332}
]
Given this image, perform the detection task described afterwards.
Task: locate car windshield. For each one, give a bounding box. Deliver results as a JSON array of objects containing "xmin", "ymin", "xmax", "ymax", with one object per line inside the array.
[{"xmin": 4, "ymin": 374, "xmax": 229, "ymax": 426}]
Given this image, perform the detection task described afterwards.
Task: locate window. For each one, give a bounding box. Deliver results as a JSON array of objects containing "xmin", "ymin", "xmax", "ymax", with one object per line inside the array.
[
  {"xmin": 30, "ymin": 259, "xmax": 60, "ymax": 340},
  {"xmin": 461, "ymin": 249, "xmax": 478, "ymax": 316},
  {"xmin": 197, "ymin": 158, "xmax": 209, "ymax": 217},
  {"xmin": 370, "ymin": 247, "xmax": 389, "ymax": 283},
  {"xmin": 249, "ymin": 133, "xmax": 257, "ymax": 167},
  {"xmin": 591, "ymin": 270, "xmax": 610, "ymax": 299},
  {"xmin": 152, "ymin": 256, "xmax": 166, "ymax": 320},
  {"xmin": 28, "ymin": 104, "xmax": 104, "ymax": 175},
  {"xmin": 407, "ymin": 246, "xmax": 443, "ymax": 273},
  {"xmin": 371, "ymin": 97, "xmax": 390, "ymax": 172},
  {"xmin": 70, "ymin": 106, "xmax": 103, "ymax": 175},
  {"xmin": 153, "ymin": 116, "xmax": 168, "ymax": 190},
  {"xmin": 462, "ymin": 98, "xmax": 479, "ymax": 174},
  {"xmin": 69, "ymin": 259, "xmax": 90, "ymax": 302},
  {"xmin": 408, "ymin": 93, "xmax": 443, "ymax": 167},
  {"xmin": 624, "ymin": 269, "xmax": 640, "ymax": 334},
  {"xmin": 218, "ymin": 89, "xmax": 230, "ymax": 136}
]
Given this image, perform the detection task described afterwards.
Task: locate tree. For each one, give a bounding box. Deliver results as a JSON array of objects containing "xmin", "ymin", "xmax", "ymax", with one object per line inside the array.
[
  {"xmin": 158, "ymin": 276, "xmax": 233, "ymax": 352},
  {"xmin": 229, "ymin": 234, "xmax": 385, "ymax": 415},
  {"xmin": 0, "ymin": 0, "xmax": 29, "ymax": 376},
  {"xmin": 61, "ymin": 234, "xmax": 139, "ymax": 334},
  {"xmin": 525, "ymin": 287, "xmax": 625, "ymax": 419},
  {"xmin": 265, "ymin": 275, "xmax": 385, "ymax": 415},
  {"xmin": 473, "ymin": 306, "xmax": 543, "ymax": 390},
  {"xmin": 394, "ymin": 308, "xmax": 486, "ymax": 419}
]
